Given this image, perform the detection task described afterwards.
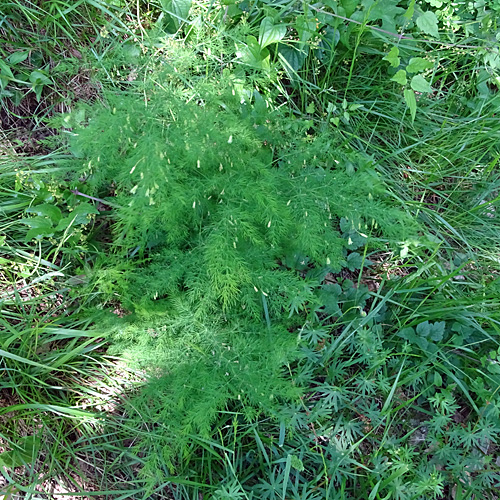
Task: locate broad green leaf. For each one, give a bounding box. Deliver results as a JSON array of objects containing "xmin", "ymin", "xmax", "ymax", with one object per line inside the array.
[
  {"xmin": 416, "ymin": 321, "xmax": 431, "ymax": 337},
  {"xmin": 55, "ymin": 216, "xmax": 76, "ymax": 232},
  {"xmin": 404, "ymin": 88, "xmax": 417, "ymax": 122},
  {"xmin": 340, "ymin": 0, "xmax": 359, "ymax": 17},
  {"xmin": 278, "ymin": 45, "xmax": 308, "ymax": 72},
  {"xmin": 259, "ymin": 17, "xmax": 287, "ymax": 49},
  {"xmin": 33, "ymin": 84, "xmax": 43, "ymax": 102},
  {"xmin": 224, "ymin": 4, "xmax": 243, "ymax": 18},
  {"xmin": 391, "ymin": 69, "xmax": 407, "ymax": 85},
  {"xmin": 383, "ymin": 46, "xmax": 400, "ymax": 68},
  {"xmin": 296, "ymin": 15, "xmax": 317, "ymax": 43},
  {"xmin": 406, "ymin": 57, "xmax": 433, "ymax": 73},
  {"xmin": 160, "ymin": 0, "xmax": 192, "ymax": 31},
  {"xmin": 65, "ymin": 202, "xmax": 99, "ymax": 226},
  {"xmin": 415, "ymin": 321, "xmax": 444, "ymax": 343},
  {"xmin": 8, "ymin": 51, "xmax": 29, "ymax": 65},
  {"xmin": 54, "ymin": 203, "xmax": 98, "ymax": 231},
  {"xmin": 237, "ymin": 36, "xmax": 270, "ymax": 70},
  {"xmin": 318, "ymin": 284, "xmax": 342, "ymax": 316},
  {"xmin": 26, "ymin": 204, "xmax": 62, "ymax": 224},
  {"xmin": 404, "ymin": 0, "xmax": 416, "ymax": 19},
  {"xmin": 398, "ymin": 327, "xmax": 415, "ymax": 342},
  {"xmin": 29, "ymin": 70, "xmax": 52, "ymax": 85},
  {"xmin": 20, "ymin": 216, "xmax": 53, "ymax": 229},
  {"xmin": 366, "ymin": 0, "xmax": 404, "ymax": 33},
  {"xmin": 290, "ymin": 455, "xmax": 305, "ymax": 472},
  {"xmin": 26, "ymin": 227, "xmax": 54, "ymax": 241},
  {"xmin": 0, "ymin": 59, "xmax": 14, "ymax": 79},
  {"xmin": 0, "ymin": 436, "xmax": 41, "ymax": 469},
  {"xmin": 429, "ymin": 321, "xmax": 446, "ymax": 341},
  {"xmin": 411, "ymin": 74, "xmax": 432, "ymax": 93},
  {"xmin": 306, "ymin": 102, "xmax": 315, "ymax": 114},
  {"xmin": 416, "ymin": 11, "xmax": 439, "ymax": 38},
  {"xmin": 487, "ymin": 362, "xmax": 500, "ymax": 374},
  {"xmin": 72, "ymin": 202, "xmax": 99, "ymax": 217}
]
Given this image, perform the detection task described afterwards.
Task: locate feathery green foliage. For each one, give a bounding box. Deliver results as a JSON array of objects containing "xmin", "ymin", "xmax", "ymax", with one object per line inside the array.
[
  {"xmin": 58, "ymin": 78, "xmax": 415, "ymax": 316},
  {"xmin": 1, "ymin": 0, "xmax": 500, "ymax": 498}
]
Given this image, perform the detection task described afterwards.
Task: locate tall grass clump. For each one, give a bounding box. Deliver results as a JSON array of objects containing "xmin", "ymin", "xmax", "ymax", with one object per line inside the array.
[{"xmin": 0, "ymin": 150, "xmax": 141, "ymax": 496}]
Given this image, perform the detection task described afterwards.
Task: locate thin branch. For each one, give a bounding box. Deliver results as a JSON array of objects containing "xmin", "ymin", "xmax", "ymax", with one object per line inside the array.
[{"xmin": 71, "ymin": 189, "xmax": 122, "ymax": 209}]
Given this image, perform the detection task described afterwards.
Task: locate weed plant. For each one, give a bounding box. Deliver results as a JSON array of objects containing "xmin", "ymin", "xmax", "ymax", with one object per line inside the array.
[{"xmin": 1, "ymin": 0, "xmax": 500, "ymax": 498}]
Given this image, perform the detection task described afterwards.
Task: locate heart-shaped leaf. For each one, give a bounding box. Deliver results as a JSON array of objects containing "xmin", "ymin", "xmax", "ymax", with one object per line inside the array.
[
  {"xmin": 416, "ymin": 11, "xmax": 439, "ymax": 38},
  {"xmin": 411, "ymin": 75, "xmax": 432, "ymax": 93},
  {"xmin": 383, "ymin": 46, "xmax": 400, "ymax": 68},
  {"xmin": 406, "ymin": 57, "xmax": 433, "ymax": 73},
  {"xmin": 259, "ymin": 17, "xmax": 287, "ymax": 49},
  {"xmin": 391, "ymin": 69, "xmax": 407, "ymax": 85}
]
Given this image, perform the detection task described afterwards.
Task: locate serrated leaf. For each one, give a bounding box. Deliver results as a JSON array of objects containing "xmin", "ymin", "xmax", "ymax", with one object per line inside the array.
[
  {"xmin": 317, "ymin": 284, "xmax": 342, "ymax": 316},
  {"xmin": 415, "ymin": 336, "xmax": 429, "ymax": 350},
  {"xmin": 346, "ymin": 252, "xmax": 363, "ymax": 271},
  {"xmin": 406, "ymin": 57, "xmax": 433, "ymax": 73},
  {"xmin": 416, "ymin": 321, "xmax": 431, "ymax": 337},
  {"xmin": 340, "ymin": 217, "xmax": 351, "ymax": 233},
  {"xmin": 411, "ymin": 74, "xmax": 432, "ymax": 93},
  {"xmin": 429, "ymin": 321, "xmax": 446, "ymax": 341},
  {"xmin": 398, "ymin": 327, "xmax": 415, "ymax": 341},
  {"xmin": 391, "ymin": 69, "xmax": 407, "ymax": 85},
  {"xmin": 383, "ymin": 46, "xmax": 400, "ymax": 68},
  {"xmin": 416, "ymin": 11, "xmax": 439, "ymax": 38},
  {"xmin": 259, "ymin": 17, "xmax": 287, "ymax": 49},
  {"xmin": 404, "ymin": 88, "xmax": 416, "ymax": 122},
  {"xmin": 290, "ymin": 454, "xmax": 305, "ymax": 471}
]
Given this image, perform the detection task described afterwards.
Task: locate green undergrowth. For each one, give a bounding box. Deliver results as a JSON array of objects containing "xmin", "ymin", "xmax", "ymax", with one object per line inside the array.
[
  {"xmin": 57, "ymin": 77, "xmax": 417, "ymax": 315},
  {"xmin": 0, "ymin": 152, "xmax": 141, "ymax": 494},
  {"xmin": 1, "ymin": 0, "xmax": 500, "ymax": 499}
]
